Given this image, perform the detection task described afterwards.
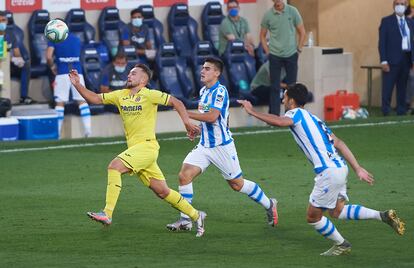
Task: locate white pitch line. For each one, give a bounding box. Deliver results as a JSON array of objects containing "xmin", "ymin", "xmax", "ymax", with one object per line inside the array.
[{"xmin": 1, "ymin": 119, "xmax": 413, "ymax": 154}]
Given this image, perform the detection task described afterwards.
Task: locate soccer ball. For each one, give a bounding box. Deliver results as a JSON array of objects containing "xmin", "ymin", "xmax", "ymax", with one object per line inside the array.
[
  {"xmin": 356, "ymin": 108, "xmax": 369, "ymax": 119},
  {"xmin": 44, "ymin": 19, "xmax": 69, "ymax": 43},
  {"xmin": 341, "ymin": 107, "xmax": 357, "ymax": 120}
]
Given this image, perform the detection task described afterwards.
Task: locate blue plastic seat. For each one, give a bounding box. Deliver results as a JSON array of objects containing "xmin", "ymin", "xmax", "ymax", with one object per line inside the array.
[
  {"xmin": 81, "ymin": 46, "xmax": 102, "ymax": 93},
  {"xmin": 138, "ymin": 5, "xmax": 165, "ymax": 50},
  {"xmin": 167, "ymin": 3, "xmax": 199, "ymax": 63},
  {"xmin": 191, "ymin": 41, "xmax": 229, "ymax": 94},
  {"xmin": 201, "ymin": 1, "xmax": 224, "ymax": 54},
  {"xmin": 28, "ymin": 9, "xmax": 50, "ymax": 77},
  {"xmin": 65, "ymin": 9, "xmax": 95, "ymax": 45},
  {"xmin": 155, "ymin": 43, "xmax": 198, "ymax": 109},
  {"xmin": 98, "ymin": 7, "xmax": 125, "ymax": 58},
  {"xmin": 222, "ymin": 40, "xmax": 257, "ymax": 101},
  {"xmin": 118, "ymin": 45, "xmax": 140, "ymax": 69}
]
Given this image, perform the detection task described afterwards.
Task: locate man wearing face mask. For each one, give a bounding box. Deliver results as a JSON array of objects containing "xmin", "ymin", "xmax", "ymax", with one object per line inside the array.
[
  {"xmin": 379, "ymin": 0, "xmax": 414, "ymax": 116},
  {"xmin": 100, "ymin": 52, "xmax": 128, "ymax": 93},
  {"xmin": 0, "ymin": 10, "xmax": 34, "ymax": 104},
  {"xmin": 218, "ymin": 0, "xmax": 255, "ymax": 56},
  {"xmin": 121, "ymin": 8, "xmax": 155, "ymax": 64}
]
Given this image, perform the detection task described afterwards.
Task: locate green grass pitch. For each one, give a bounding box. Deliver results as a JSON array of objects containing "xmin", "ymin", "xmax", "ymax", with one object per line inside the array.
[{"xmin": 0, "ymin": 117, "xmax": 413, "ymax": 267}]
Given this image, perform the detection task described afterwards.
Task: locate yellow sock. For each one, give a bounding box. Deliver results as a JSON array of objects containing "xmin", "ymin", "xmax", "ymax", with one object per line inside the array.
[
  {"xmin": 103, "ymin": 169, "xmax": 122, "ymax": 218},
  {"xmin": 164, "ymin": 189, "xmax": 199, "ymax": 221}
]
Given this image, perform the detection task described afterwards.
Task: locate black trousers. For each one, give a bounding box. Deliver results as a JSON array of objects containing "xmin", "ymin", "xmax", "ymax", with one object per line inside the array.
[{"xmin": 269, "ymin": 53, "xmax": 298, "ymax": 115}]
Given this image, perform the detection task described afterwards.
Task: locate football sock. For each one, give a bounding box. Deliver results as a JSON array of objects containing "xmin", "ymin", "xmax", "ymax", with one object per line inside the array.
[
  {"xmin": 164, "ymin": 189, "xmax": 199, "ymax": 221},
  {"xmin": 178, "ymin": 183, "xmax": 193, "ymax": 220},
  {"xmin": 55, "ymin": 106, "xmax": 64, "ymax": 136},
  {"xmin": 338, "ymin": 204, "xmax": 381, "ymax": 220},
  {"xmin": 103, "ymin": 169, "xmax": 122, "ymax": 218},
  {"xmin": 239, "ymin": 179, "xmax": 271, "ymax": 209},
  {"xmin": 79, "ymin": 103, "xmax": 91, "ymax": 137},
  {"xmin": 309, "ymin": 216, "xmax": 345, "ymax": 245}
]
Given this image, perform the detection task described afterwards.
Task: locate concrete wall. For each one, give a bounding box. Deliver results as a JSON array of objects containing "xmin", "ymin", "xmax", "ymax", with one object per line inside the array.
[{"xmin": 291, "ymin": 0, "xmax": 392, "ymax": 107}]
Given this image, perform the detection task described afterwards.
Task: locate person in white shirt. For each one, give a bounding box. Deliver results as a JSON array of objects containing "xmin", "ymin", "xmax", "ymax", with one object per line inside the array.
[{"xmin": 238, "ymin": 83, "xmax": 405, "ymax": 256}]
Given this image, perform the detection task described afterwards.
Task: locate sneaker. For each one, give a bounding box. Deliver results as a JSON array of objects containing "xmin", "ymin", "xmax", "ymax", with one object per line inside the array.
[
  {"xmin": 19, "ymin": 97, "xmax": 35, "ymax": 105},
  {"xmin": 87, "ymin": 211, "xmax": 112, "ymax": 226},
  {"xmin": 166, "ymin": 217, "xmax": 193, "ymax": 231},
  {"xmin": 320, "ymin": 240, "xmax": 352, "ymax": 256},
  {"xmin": 195, "ymin": 211, "xmax": 207, "ymax": 237},
  {"xmin": 266, "ymin": 198, "xmax": 279, "ymax": 227},
  {"xmin": 380, "ymin": 210, "xmax": 405, "ymax": 235}
]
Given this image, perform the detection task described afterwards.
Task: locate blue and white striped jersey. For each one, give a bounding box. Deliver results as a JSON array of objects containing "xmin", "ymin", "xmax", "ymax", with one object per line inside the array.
[
  {"xmin": 285, "ymin": 108, "xmax": 347, "ymax": 174},
  {"xmin": 198, "ymin": 81, "xmax": 233, "ymax": 148}
]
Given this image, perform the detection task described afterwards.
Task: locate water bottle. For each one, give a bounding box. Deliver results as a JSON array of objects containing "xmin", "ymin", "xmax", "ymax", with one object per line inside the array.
[
  {"xmin": 0, "ymin": 69, "xmax": 3, "ymax": 92},
  {"xmin": 307, "ymin": 31, "xmax": 314, "ymax": 47}
]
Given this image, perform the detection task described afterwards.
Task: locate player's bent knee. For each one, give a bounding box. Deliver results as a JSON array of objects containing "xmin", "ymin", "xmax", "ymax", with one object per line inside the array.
[
  {"xmin": 178, "ymin": 171, "xmax": 193, "ymax": 185},
  {"xmin": 107, "ymin": 158, "xmax": 129, "ymax": 173}
]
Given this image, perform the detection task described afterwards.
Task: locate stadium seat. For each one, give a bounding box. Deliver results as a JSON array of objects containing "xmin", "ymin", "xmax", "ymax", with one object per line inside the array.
[
  {"xmin": 191, "ymin": 41, "xmax": 229, "ymax": 94},
  {"xmin": 201, "ymin": 1, "xmax": 224, "ymax": 54},
  {"xmin": 28, "ymin": 9, "xmax": 50, "ymax": 77},
  {"xmin": 65, "ymin": 9, "xmax": 95, "ymax": 45},
  {"xmin": 118, "ymin": 45, "xmax": 140, "ymax": 69},
  {"xmin": 138, "ymin": 5, "xmax": 165, "ymax": 50},
  {"xmin": 98, "ymin": 7, "xmax": 125, "ymax": 58},
  {"xmin": 167, "ymin": 3, "xmax": 199, "ymax": 63},
  {"xmin": 80, "ymin": 46, "xmax": 102, "ymax": 93},
  {"xmin": 63, "ymin": 46, "xmax": 104, "ymax": 115},
  {"xmin": 222, "ymin": 40, "xmax": 257, "ymax": 102},
  {"xmin": 5, "ymin": 10, "xmax": 29, "ymax": 62},
  {"xmin": 155, "ymin": 43, "xmax": 198, "ymax": 109}
]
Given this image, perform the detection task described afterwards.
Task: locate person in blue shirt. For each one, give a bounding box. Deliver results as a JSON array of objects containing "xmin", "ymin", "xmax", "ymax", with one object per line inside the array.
[
  {"xmin": 100, "ymin": 51, "xmax": 128, "ymax": 93},
  {"xmin": 0, "ymin": 10, "xmax": 33, "ymax": 104},
  {"xmin": 46, "ymin": 30, "xmax": 91, "ymax": 137},
  {"xmin": 121, "ymin": 8, "xmax": 155, "ymax": 64},
  {"xmin": 238, "ymin": 83, "xmax": 405, "ymax": 256},
  {"xmin": 166, "ymin": 57, "xmax": 279, "ymax": 233}
]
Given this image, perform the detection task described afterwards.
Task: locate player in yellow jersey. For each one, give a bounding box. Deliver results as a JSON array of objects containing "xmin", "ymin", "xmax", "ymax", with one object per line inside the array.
[{"xmin": 68, "ymin": 63, "xmax": 207, "ymax": 237}]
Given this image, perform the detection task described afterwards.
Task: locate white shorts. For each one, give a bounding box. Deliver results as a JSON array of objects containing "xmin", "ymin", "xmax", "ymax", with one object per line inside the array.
[
  {"xmin": 309, "ymin": 166, "xmax": 349, "ymax": 209},
  {"xmin": 183, "ymin": 142, "xmax": 242, "ymax": 180},
  {"xmin": 54, "ymin": 74, "xmax": 86, "ymax": 102}
]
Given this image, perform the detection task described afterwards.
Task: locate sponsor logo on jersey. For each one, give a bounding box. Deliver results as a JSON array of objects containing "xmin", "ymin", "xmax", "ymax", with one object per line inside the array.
[
  {"xmin": 198, "ymin": 103, "xmax": 210, "ymax": 112},
  {"xmin": 120, "ymin": 105, "xmax": 142, "ymax": 112}
]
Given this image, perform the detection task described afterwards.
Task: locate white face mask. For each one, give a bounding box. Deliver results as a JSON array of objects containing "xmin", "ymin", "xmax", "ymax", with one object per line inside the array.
[
  {"xmin": 395, "ymin": 4, "xmax": 407, "ymax": 15},
  {"xmin": 132, "ymin": 18, "xmax": 143, "ymax": 27}
]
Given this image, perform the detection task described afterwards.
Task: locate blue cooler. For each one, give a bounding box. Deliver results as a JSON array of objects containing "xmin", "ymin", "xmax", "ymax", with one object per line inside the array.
[
  {"xmin": 0, "ymin": 117, "xmax": 19, "ymax": 141},
  {"xmin": 14, "ymin": 112, "xmax": 59, "ymax": 140}
]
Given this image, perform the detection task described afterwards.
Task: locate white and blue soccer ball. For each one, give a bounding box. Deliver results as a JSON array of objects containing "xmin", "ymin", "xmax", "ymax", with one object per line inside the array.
[
  {"xmin": 341, "ymin": 107, "xmax": 357, "ymax": 120},
  {"xmin": 44, "ymin": 19, "xmax": 69, "ymax": 43},
  {"xmin": 356, "ymin": 108, "xmax": 369, "ymax": 119}
]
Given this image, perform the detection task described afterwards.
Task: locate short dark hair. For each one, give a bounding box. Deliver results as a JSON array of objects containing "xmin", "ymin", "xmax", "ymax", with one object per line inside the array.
[
  {"xmin": 113, "ymin": 51, "xmax": 127, "ymax": 61},
  {"xmin": 130, "ymin": 8, "xmax": 142, "ymax": 17},
  {"xmin": 134, "ymin": 63, "xmax": 152, "ymax": 80},
  {"xmin": 227, "ymin": 0, "xmax": 239, "ymax": 6},
  {"xmin": 204, "ymin": 57, "xmax": 223, "ymax": 74},
  {"xmin": 0, "ymin": 10, "xmax": 7, "ymax": 17},
  {"xmin": 286, "ymin": 83, "xmax": 309, "ymax": 106}
]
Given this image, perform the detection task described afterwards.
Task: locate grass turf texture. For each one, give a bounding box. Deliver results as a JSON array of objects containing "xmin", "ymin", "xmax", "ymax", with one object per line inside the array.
[{"xmin": 0, "ymin": 117, "xmax": 413, "ymax": 267}]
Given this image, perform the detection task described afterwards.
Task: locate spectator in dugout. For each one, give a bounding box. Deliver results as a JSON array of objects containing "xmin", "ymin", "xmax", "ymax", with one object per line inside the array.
[
  {"xmin": 121, "ymin": 8, "xmax": 156, "ymax": 64},
  {"xmin": 100, "ymin": 51, "xmax": 128, "ymax": 93},
  {"xmin": 0, "ymin": 10, "xmax": 34, "ymax": 104}
]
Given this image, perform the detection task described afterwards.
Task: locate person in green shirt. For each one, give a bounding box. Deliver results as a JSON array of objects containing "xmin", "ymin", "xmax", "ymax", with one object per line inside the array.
[
  {"xmin": 218, "ymin": 0, "xmax": 255, "ymax": 56},
  {"xmin": 260, "ymin": 0, "xmax": 306, "ymax": 115},
  {"xmin": 251, "ymin": 61, "xmax": 286, "ymax": 104}
]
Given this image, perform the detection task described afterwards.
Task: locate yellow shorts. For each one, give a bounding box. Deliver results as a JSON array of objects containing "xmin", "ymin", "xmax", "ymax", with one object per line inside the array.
[{"xmin": 117, "ymin": 140, "xmax": 165, "ymax": 187}]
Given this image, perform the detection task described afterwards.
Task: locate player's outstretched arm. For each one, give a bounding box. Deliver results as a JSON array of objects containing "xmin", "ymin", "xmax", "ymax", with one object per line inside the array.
[
  {"xmin": 333, "ymin": 134, "xmax": 374, "ymax": 185},
  {"xmin": 188, "ymin": 109, "xmax": 220, "ymax": 123},
  {"xmin": 168, "ymin": 96, "xmax": 200, "ymax": 141},
  {"xmin": 68, "ymin": 69, "xmax": 103, "ymax": 105},
  {"xmin": 237, "ymin": 100, "xmax": 293, "ymax": 127}
]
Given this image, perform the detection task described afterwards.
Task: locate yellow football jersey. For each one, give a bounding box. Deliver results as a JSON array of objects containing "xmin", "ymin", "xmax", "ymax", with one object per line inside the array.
[{"xmin": 101, "ymin": 88, "xmax": 170, "ymax": 147}]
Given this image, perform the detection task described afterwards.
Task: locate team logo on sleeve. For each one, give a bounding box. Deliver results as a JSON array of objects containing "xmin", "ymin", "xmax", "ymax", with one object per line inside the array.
[{"xmin": 215, "ymin": 94, "xmax": 224, "ymax": 103}]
